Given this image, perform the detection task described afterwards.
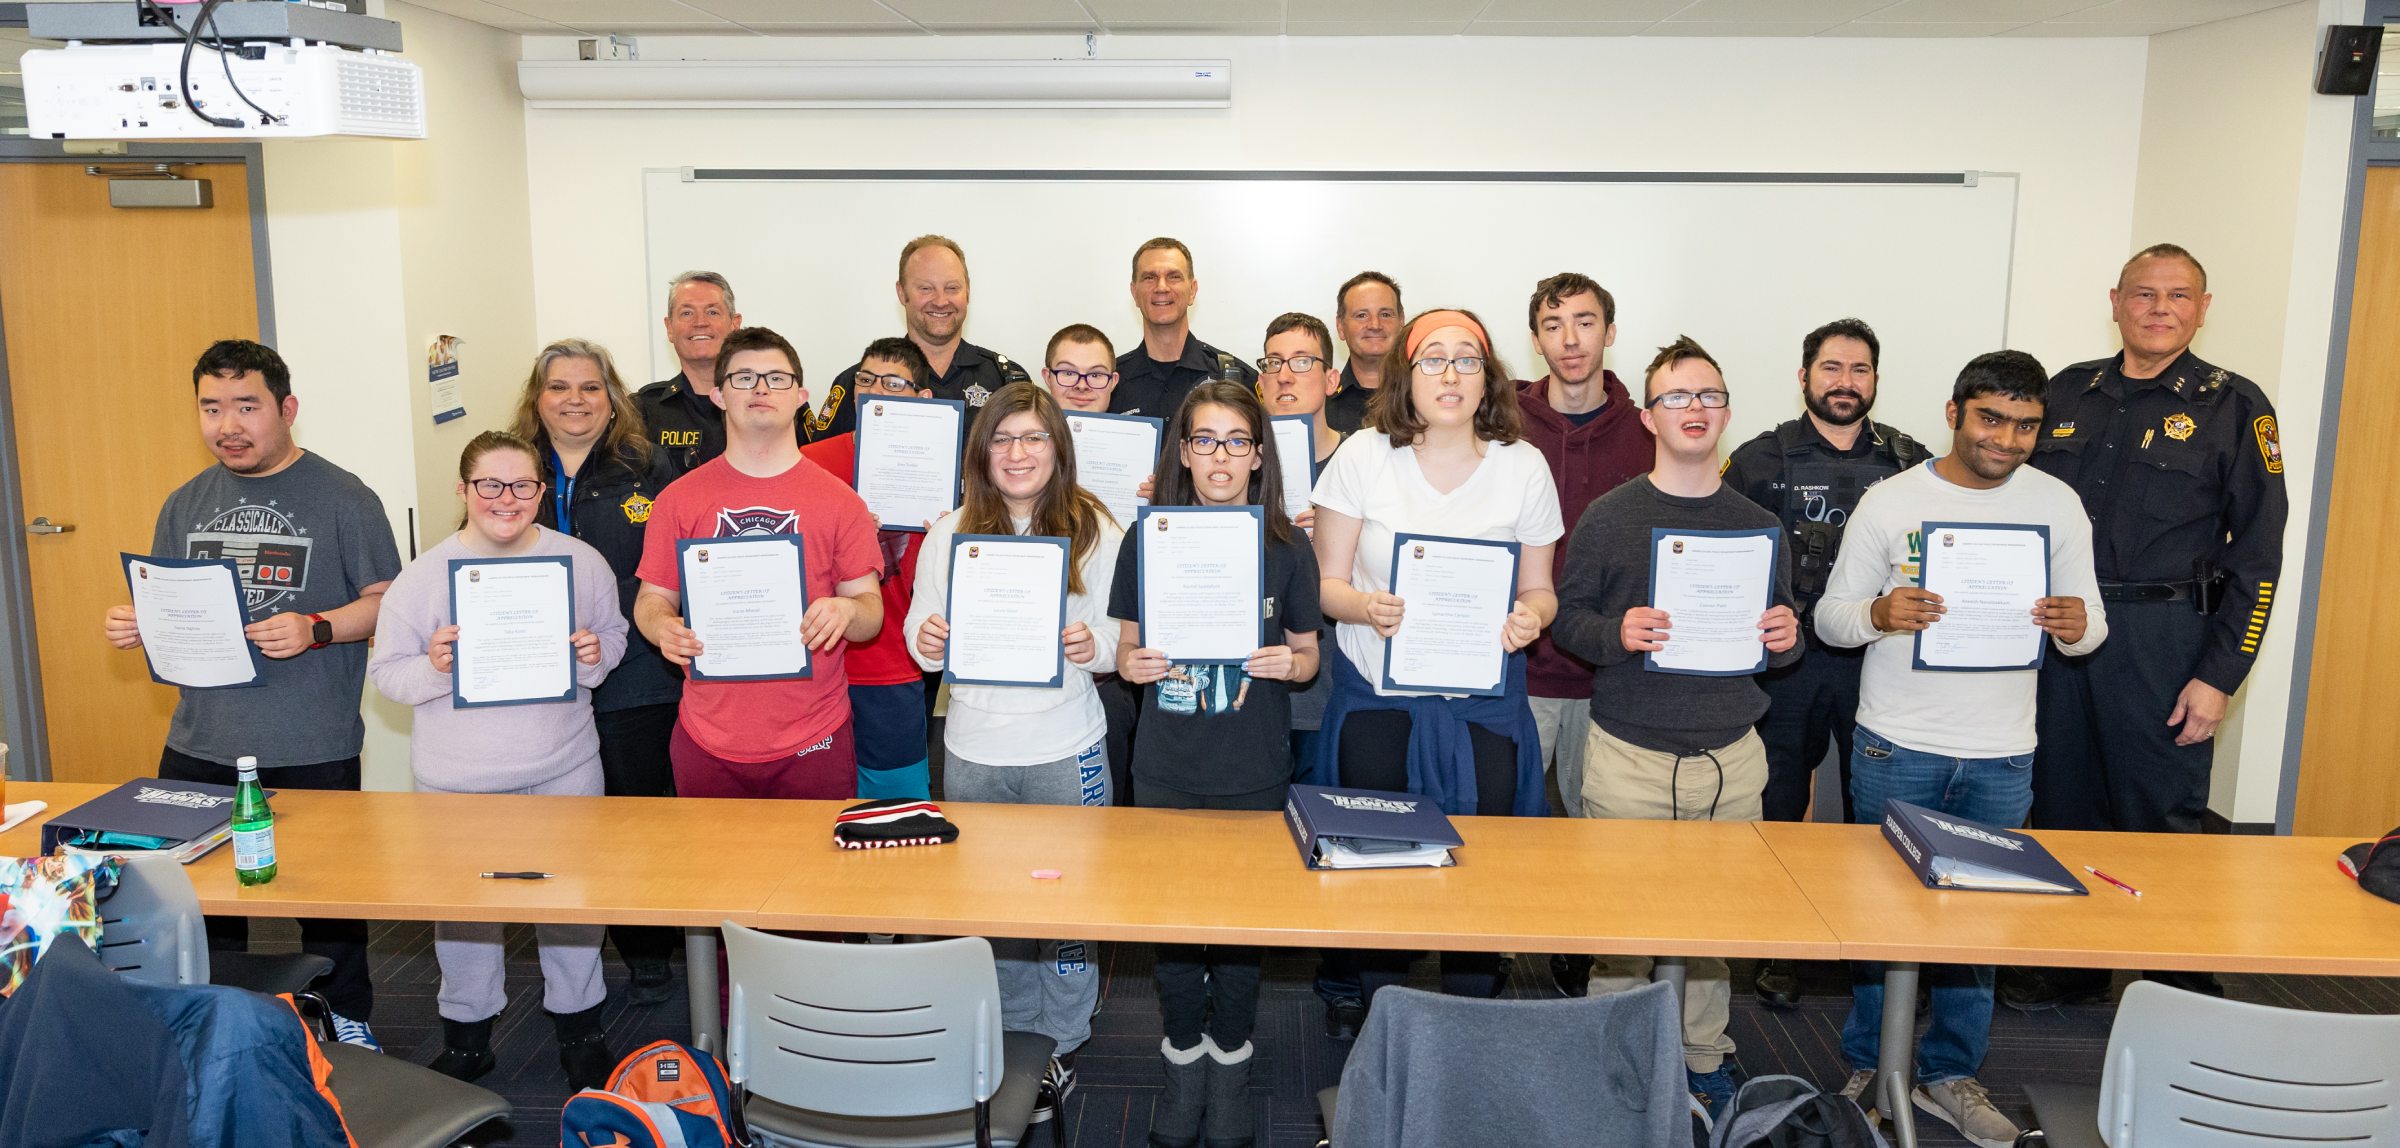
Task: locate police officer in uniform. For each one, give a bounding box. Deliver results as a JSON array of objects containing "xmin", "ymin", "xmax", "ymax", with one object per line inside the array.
[
  {"xmin": 1724, "ymin": 317, "xmax": 1928, "ymax": 1009},
  {"xmin": 635, "ymin": 269, "xmax": 745, "ymax": 476},
  {"xmin": 816, "ymin": 235, "xmax": 1031, "ymax": 441},
  {"xmin": 2004, "ymin": 243, "xmax": 2288, "ymax": 1009},
  {"xmin": 1110, "ymin": 236, "xmax": 1258, "ymax": 417},
  {"xmin": 1323, "ymin": 270, "xmax": 1404, "ymax": 434}
]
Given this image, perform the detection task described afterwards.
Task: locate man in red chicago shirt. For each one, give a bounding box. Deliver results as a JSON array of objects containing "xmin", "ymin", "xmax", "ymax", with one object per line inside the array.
[
  {"xmin": 634, "ymin": 327, "xmax": 885, "ymax": 798},
  {"xmin": 802, "ymin": 336, "xmax": 939, "ymax": 799}
]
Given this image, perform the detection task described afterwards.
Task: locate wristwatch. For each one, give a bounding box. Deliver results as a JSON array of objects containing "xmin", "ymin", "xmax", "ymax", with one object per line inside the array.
[{"xmin": 308, "ymin": 613, "xmax": 332, "ymax": 650}]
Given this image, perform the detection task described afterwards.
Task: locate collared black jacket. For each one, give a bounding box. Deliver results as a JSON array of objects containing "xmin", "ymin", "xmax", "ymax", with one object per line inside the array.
[
  {"xmin": 633, "ymin": 371, "xmax": 822, "ymax": 478},
  {"xmin": 1108, "ymin": 333, "xmax": 1258, "ymax": 418},
  {"xmin": 1324, "ymin": 361, "xmax": 1378, "ymax": 434}
]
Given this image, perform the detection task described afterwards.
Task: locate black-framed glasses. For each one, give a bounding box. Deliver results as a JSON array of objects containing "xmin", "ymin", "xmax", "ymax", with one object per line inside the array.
[
  {"xmin": 1185, "ymin": 434, "xmax": 1256, "ymax": 457},
  {"xmin": 858, "ymin": 372, "xmax": 918, "ymax": 394},
  {"xmin": 988, "ymin": 431, "xmax": 1056, "ymax": 453},
  {"xmin": 1046, "ymin": 367, "xmax": 1116, "ymax": 391},
  {"xmin": 469, "ymin": 478, "xmax": 544, "ymax": 500},
  {"xmin": 724, "ymin": 370, "xmax": 799, "ymax": 391},
  {"xmin": 1412, "ymin": 355, "xmax": 1485, "ymax": 376},
  {"xmin": 1257, "ymin": 354, "xmax": 1326, "ymax": 374},
  {"xmin": 1648, "ymin": 390, "xmax": 1730, "ymax": 410}
]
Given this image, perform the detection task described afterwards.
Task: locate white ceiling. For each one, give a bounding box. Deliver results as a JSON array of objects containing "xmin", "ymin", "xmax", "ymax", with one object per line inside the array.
[{"xmin": 398, "ymin": 0, "xmax": 2311, "ymax": 39}]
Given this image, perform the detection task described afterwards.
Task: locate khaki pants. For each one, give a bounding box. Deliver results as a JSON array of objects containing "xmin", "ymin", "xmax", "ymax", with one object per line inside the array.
[
  {"xmin": 1580, "ymin": 722, "xmax": 1769, "ymax": 1073},
  {"xmin": 1527, "ymin": 695, "xmax": 1596, "ymax": 819}
]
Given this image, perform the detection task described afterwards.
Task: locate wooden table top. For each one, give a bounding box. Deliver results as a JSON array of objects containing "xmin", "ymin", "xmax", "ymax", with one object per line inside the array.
[
  {"xmin": 749, "ymin": 802, "xmax": 1841, "ymax": 957},
  {"xmin": 1757, "ymin": 820, "xmax": 2400, "ymax": 977}
]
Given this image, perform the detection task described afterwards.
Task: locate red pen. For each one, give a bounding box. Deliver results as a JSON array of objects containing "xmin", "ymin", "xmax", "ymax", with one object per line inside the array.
[{"xmin": 2084, "ymin": 866, "xmax": 2141, "ymax": 898}]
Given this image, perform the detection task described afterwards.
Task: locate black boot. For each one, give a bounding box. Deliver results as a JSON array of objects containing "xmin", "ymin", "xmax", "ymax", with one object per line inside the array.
[
  {"xmin": 428, "ymin": 1016, "xmax": 496, "ymax": 1083},
  {"xmin": 1752, "ymin": 959, "xmax": 1801, "ymax": 1010},
  {"xmin": 550, "ymin": 1003, "xmax": 615, "ymax": 1091},
  {"xmin": 1201, "ymin": 1036, "xmax": 1254, "ymax": 1148},
  {"xmin": 626, "ymin": 958, "xmax": 676, "ymax": 1007},
  {"xmin": 1150, "ymin": 1038, "xmax": 1208, "ymax": 1148}
]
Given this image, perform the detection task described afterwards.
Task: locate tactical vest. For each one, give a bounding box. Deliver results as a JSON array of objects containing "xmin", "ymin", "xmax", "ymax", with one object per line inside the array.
[{"xmin": 1765, "ymin": 420, "xmax": 1929, "ymax": 608}]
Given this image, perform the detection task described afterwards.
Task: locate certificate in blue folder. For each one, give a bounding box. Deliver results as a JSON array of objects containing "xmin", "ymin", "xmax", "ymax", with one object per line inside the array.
[
  {"xmin": 1643, "ymin": 526, "xmax": 1779, "ymax": 678},
  {"xmin": 943, "ymin": 533, "xmax": 1071, "ymax": 688},
  {"xmin": 1135, "ymin": 505, "xmax": 1265, "ymax": 665},
  {"xmin": 678, "ymin": 533, "xmax": 811, "ymax": 682},
  {"xmin": 1380, "ymin": 533, "xmax": 1519, "ymax": 697},
  {"xmin": 447, "ymin": 553, "xmax": 577, "ymax": 708},
  {"xmin": 121, "ymin": 553, "xmax": 264, "ymax": 690},
  {"xmin": 1911, "ymin": 521, "xmax": 2052, "ymax": 673}
]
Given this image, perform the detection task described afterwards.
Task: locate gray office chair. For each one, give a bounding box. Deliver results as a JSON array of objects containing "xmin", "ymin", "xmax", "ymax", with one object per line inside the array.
[
  {"xmin": 96, "ymin": 851, "xmax": 332, "ymax": 994},
  {"xmin": 720, "ymin": 923, "xmax": 1057, "ymax": 1148},
  {"xmin": 2024, "ymin": 980, "xmax": 2400, "ymax": 1147}
]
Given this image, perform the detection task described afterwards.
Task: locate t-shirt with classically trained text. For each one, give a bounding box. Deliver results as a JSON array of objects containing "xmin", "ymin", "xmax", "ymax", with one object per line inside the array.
[
  {"xmin": 634, "ymin": 454, "xmax": 882, "ymax": 762},
  {"xmin": 150, "ymin": 451, "xmax": 403, "ymax": 769}
]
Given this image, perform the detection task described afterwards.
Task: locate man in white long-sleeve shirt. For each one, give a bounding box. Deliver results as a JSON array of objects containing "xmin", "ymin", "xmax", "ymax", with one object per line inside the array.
[{"xmin": 1813, "ymin": 349, "xmax": 2106, "ymax": 1148}]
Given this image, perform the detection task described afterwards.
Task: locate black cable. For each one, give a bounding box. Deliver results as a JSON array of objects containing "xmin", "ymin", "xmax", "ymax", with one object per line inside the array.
[
  {"xmin": 178, "ymin": 0, "xmax": 245, "ymax": 128},
  {"xmin": 201, "ymin": 0, "xmax": 281, "ymax": 126}
]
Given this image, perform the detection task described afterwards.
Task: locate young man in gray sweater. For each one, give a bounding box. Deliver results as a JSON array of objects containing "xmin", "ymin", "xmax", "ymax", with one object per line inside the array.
[{"xmin": 1551, "ymin": 335, "xmax": 1802, "ymax": 1116}]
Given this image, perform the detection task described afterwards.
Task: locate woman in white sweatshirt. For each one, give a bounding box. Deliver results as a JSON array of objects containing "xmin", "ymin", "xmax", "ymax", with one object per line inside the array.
[{"xmin": 904, "ymin": 381, "xmax": 1123, "ymax": 1121}]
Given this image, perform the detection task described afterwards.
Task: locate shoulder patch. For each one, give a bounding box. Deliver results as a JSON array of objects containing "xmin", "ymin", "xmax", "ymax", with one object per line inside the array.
[
  {"xmin": 808, "ymin": 383, "xmax": 847, "ymax": 434},
  {"xmin": 2253, "ymin": 414, "xmax": 2282, "ymax": 475}
]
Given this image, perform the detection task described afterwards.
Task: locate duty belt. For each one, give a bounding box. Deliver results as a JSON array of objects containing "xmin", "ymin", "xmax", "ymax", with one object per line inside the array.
[{"xmin": 2097, "ymin": 579, "xmax": 2218, "ymax": 603}]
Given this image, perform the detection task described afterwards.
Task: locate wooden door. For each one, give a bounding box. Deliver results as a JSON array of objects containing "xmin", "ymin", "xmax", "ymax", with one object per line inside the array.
[
  {"xmin": 0, "ymin": 162, "xmax": 256, "ymax": 784},
  {"xmin": 2297, "ymin": 166, "xmax": 2400, "ymax": 837}
]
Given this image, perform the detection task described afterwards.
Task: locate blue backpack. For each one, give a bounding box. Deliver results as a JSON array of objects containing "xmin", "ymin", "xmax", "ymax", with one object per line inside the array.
[{"xmin": 560, "ymin": 1039, "xmax": 749, "ymax": 1148}]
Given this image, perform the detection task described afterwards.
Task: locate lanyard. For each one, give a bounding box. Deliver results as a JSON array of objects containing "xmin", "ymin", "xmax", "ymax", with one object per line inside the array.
[{"xmin": 548, "ymin": 446, "xmax": 578, "ymax": 533}]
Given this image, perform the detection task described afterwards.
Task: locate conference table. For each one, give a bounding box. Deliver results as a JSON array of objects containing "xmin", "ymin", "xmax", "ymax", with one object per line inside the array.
[{"xmin": 8, "ymin": 782, "xmax": 2398, "ymax": 1147}]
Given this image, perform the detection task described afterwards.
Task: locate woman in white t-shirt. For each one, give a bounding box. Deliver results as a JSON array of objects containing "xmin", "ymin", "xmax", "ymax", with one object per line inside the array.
[
  {"xmin": 1308, "ymin": 308, "xmax": 1564, "ymax": 1000},
  {"xmin": 904, "ymin": 380, "xmax": 1122, "ymax": 1111}
]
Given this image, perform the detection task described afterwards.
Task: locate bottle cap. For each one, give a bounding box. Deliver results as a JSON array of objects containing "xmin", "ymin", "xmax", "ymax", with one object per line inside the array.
[{"xmin": 236, "ymin": 755, "xmax": 259, "ymax": 777}]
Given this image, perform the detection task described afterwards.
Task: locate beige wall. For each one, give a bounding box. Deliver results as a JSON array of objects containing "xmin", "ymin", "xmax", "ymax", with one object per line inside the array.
[
  {"xmin": 261, "ymin": 1, "xmax": 533, "ymax": 790},
  {"xmin": 2129, "ymin": 0, "xmax": 2362, "ymax": 825}
]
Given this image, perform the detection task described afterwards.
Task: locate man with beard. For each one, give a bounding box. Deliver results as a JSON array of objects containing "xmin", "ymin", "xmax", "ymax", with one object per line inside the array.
[
  {"xmin": 1722, "ymin": 318, "xmax": 1928, "ymax": 1009},
  {"xmin": 818, "ymin": 235, "xmax": 1032, "ymax": 439}
]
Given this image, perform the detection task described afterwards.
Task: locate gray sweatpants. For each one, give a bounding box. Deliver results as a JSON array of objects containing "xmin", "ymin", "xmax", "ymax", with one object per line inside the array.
[
  {"xmin": 944, "ymin": 739, "xmax": 1109, "ymax": 1053},
  {"xmin": 420, "ymin": 766, "xmax": 607, "ymax": 1023}
]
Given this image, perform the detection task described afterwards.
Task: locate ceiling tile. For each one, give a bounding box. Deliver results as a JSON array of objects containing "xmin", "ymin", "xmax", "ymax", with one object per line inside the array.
[
  {"xmin": 1997, "ymin": 18, "xmax": 2189, "ymax": 34},
  {"xmin": 483, "ymin": 0, "xmax": 717, "ymax": 19},
  {"xmin": 1285, "ymin": 0, "xmax": 1485, "ymax": 19},
  {"xmin": 1664, "ymin": 0, "xmax": 1889, "ymax": 21},
  {"xmin": 397, "ymin": 0, "xmax": 578, "ymax": 30},
  {"xmin": 1084, "ymin": 0, "xmax": 1281, "ymax": 22},
  {"xmin": 1103, "ymin": 20, "xmax": 1287, "ymax": 32},
  {"xmin": 1830, "ymin": 20, "xmax": 2030, "ymax": 35},
  {"xmin": 1476, "ymin": 0, "xmax": 1684, "ymax": 17},
  {"xmin": 742, "ymin": 21, "xmax": 929, "ymax": 32},
  {"xmin": 580, "ymin": 20, "xmax": 756, "ymax": 31},
  {"xmin": 684, "ymin": 0, "xmax": 905, "ymax": 20},
  {"xmin": 1645, "ymin": 19, "xmax": 1852, "ymax": 35},
  {"xmin": 881, "ymin": 0, "xmax": 1092, "ymax": 22},
  {"xmin": 1284, "ymin": 18, "xmax": 1474, "ymax": 34},
  {"xmin": 1857, "ymin": 0, "xmax": 2091, "ymax": 21},
  {"xmin": 1462, "ymin": 19, "xmax": 1657, "ymax": 35},
  {"xmin": 2050, "ymin": 0, "xmax": 2298, "ymax": 20}
]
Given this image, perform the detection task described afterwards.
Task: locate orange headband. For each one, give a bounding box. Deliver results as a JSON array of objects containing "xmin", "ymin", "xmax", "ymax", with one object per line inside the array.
[{"xmin": 1403, "ymin": 310, "xmax": 1491, "ymax": 363}]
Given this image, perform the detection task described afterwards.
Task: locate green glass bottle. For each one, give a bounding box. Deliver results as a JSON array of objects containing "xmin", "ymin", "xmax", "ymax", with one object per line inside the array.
[{"xmin": 231, "ymin": 755, "xmax": 277, "ymax": 886}]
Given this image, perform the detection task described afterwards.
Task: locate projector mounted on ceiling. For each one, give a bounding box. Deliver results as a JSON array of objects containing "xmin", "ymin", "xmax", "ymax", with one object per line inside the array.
[{"xmin": 516, "ymin": 58, "xmax": 1233, "ymax": 111}]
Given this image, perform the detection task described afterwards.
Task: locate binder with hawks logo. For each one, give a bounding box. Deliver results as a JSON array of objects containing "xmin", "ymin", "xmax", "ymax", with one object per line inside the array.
[
  {"xmin": 1880, "ymin": 798, "xmax": 2087, "ymax": 895},
  {"xmin": 1284, "ymin": 784, "xmax": 1463, "ymax": 870},
  {"xmin": 41, "ymin": 777, "xmax": 270, "ymax": 863}
]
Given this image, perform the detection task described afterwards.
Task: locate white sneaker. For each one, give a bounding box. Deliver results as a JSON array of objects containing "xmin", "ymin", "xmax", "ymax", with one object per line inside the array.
[
  {"xmin": 328, "ymin": 1012, "xmax": 382, "ymax": 1053},
  {"xmin": 1913, "ymin": 1076, "xmax": 2021, "ymax": 1148},
  {"xmin": 1838, "ymin": 1069, "xmax": 1878, "ymax": 1120}
]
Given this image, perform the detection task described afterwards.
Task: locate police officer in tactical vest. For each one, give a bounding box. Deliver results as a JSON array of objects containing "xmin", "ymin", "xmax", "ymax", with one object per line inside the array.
[
  {"xmin": 1724, "ymin": 317, "xmax": 1928, "ymax": 1009},
  {"xmin": 2001, "ymin": 244, "xmax": 2287, "ymax": 1010}
]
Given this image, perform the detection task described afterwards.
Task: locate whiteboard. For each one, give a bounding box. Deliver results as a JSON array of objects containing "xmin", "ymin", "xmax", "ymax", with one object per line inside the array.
[{"xmin": 641, "ymin": 170, "xmax": 2016, "ymax": 451}]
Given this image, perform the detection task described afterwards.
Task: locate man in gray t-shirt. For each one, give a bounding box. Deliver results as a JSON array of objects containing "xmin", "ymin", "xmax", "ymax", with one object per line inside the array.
[{"xmin": 104, "ymin": 340, "xmax": 401, "ymax": 1035}]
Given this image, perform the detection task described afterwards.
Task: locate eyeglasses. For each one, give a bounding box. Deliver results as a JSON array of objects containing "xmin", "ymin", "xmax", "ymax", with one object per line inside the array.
[
  {"xmin": 988, "ymin": 431, "xmax": 1056, "ymax": 453},
  {"xmin": 1412, "ymin": 355, "xmax": 1485, "ymax": 376},
  {"xmin": 1647, "ymin": 390, "xmax": 1730, "ymax": 410},
  {"xmin": 858, "ymin": 372, "xmax": 918, "ymax": 394},
  {"xmin": 1046, "ymin": 368, "xmax": 1116, "ymax": 391},
  {"xmin": 1184, "ymin": 434, "xmax": 1256, "ymax": 457},
  {"xmin": 469, "ymin": 478, "xmax": 544, "ymax": 500},
  {"xmin": 724, "ymin": 371, "xmax": 799, "ymax": 391},
  {"xmin": 1257, "ymin": 354, "xmax": 1326, "ymax": 374}
]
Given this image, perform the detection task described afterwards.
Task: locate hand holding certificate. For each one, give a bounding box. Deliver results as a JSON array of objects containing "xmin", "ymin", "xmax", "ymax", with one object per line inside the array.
[
  {"xmin": 854, "ymin": 396, "xmax": 965, "ymax": 531},
  {"xmin": 1645, "ymin": 528, "xmax": 1780, "ymax": 676},
  {"xmin": 679, "ymin": 535, "xmax": 811, "ymax": 681},
  {"xmin": 1065, "ymin": 413, "xmax": 1162, "ymax": 529},
  {"xmin": 1137, "ymin": 507, "xmax": 1264, "ymax": 663},
  {"xmin": 449, "ymin": 555, "xmax": 577, "ymax": 706},
  {"xmin": 122, "ymin": 554, "xmax": 262, "ymax": 689},
  {"xmin": 942, "ymin": 534, "xmax": 1070, "ymax": 686},
  {"xmin": 1913, "ymin": 522, "xmax": 2051, "ymax": 671},
  {"xmin": 1381, "ymin": 534, "xmax": 1519, "ymax": 696}
]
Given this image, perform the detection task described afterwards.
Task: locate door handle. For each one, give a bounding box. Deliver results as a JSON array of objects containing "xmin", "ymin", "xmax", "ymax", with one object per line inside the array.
[{"xmin": 25, "ymin": 516, "xmax": 73, "ymax": 535}]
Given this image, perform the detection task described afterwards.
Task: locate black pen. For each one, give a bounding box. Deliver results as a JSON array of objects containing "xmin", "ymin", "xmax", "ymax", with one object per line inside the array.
[{"xmin": 479, "ymin": 871, "xmax": 555, "ymax": 880}]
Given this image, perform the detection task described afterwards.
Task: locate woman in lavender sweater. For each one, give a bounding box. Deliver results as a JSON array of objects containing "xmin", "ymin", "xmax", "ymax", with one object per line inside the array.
[{"xmin": 368, "ymin": 430, "xmax": 628, "ymax": 1090}]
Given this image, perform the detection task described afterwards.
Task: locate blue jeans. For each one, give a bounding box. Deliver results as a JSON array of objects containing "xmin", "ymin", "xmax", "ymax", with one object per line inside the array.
[{"xmin": 1841, "ymin": 724, "xmax": 2035, "ymax": 1082}]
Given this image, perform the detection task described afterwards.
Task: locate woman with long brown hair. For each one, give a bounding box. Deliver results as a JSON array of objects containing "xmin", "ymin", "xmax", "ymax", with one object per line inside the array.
[{"xmin": 903, "ymin": 380, "xmax": 1123, "ymax": 1124}]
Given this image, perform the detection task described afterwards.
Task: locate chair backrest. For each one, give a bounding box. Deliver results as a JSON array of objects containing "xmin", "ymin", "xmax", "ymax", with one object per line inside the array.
[
  {"xmin": 719, "ymin": 922, "xmax": 1004, "ymax": 1120},
  {"xmin": 94, "ymin": 852, "xmax": 209, "ymax": 986},
  {"xmin": 2100, "ymin": 979, "xmax": 2400, "ymax": 1146}
]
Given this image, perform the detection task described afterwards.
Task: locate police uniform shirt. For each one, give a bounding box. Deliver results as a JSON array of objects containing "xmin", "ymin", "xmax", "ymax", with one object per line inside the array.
[
  {"xmin": 1723, "ymin": 417, "xmax": 1929, "ymax": 616},
  {"xmin": 633, "ymin": 371, "xmax": 816, "ymax": 479},
  {"xmin": 2030, "ymin": 349, "xmax": 2287, "ymax": 693},
  {"xmin": 1324, "ymin": 361, "xmax": 1378, "ymax": 435},
  {"xmin": 816, "ymin": 339, "xmax": 1030, "ymax": 442},
  {"xmin": 1107, "ymin": 334, "xmax": 1258, "ymax": 418}
]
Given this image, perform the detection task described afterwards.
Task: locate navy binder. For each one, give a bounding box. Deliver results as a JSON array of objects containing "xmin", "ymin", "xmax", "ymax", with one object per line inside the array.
[
  {"xmin": 1880, "ymin": 798, "xmax": 2088, "ymax": 895},
  {"xmin": 1284, "ymin": 784, "xmax": 1463, "ymax": 870},
  {"xmin": 41, "ymin": 777, "xmax": 267, "ymax": 862}
]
